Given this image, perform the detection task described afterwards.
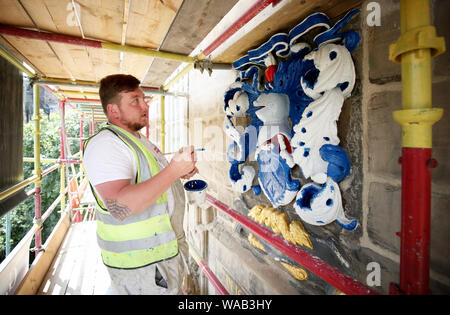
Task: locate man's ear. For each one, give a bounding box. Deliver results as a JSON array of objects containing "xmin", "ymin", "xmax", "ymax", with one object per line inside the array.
[{"xmin": 107, "ymin": 103, "xmax": 119, "ymax": 118}]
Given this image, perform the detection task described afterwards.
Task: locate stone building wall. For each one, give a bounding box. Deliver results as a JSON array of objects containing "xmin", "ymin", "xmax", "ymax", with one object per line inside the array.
[{"xmin": 184, "ymin": 0, "xmax": 450, "ymax": 294}]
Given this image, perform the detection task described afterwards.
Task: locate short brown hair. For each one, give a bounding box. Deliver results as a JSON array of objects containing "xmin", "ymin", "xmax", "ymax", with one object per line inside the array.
[{"xmin": 99, "ymin": 74, "xmax": 140, "ymax": 115}]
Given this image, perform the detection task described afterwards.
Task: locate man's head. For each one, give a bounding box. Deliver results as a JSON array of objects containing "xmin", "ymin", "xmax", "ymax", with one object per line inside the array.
[{"xmin": 99, "ymin": 74, "xmax": 149, "ymax": 133}]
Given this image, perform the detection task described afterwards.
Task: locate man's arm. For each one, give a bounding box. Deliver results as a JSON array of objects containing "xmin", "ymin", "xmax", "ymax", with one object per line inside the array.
[{"xmin": 95, "ymin": 146, "xmax": 197, "ymax": 221}]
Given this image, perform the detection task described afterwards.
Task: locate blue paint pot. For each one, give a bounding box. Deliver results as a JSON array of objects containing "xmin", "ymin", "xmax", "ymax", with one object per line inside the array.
[{"xmin": 184, "ymin": 180, "xmax": 208, "ymax": 206}]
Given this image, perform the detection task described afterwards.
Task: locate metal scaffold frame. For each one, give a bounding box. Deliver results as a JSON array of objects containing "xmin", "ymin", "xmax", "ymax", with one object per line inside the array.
[
  {"xmin": 0, "ymin": 0, "xmax": 444, "ymax": 296},
  {"xmin": 0, "ymin": 80, "xmax": 97, "ymax": 294}
]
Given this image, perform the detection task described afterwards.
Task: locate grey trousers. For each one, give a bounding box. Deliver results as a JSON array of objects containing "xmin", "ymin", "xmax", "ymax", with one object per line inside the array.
[{"xmin": 105, "ymin": 180, "xmax": 189, "ymax": 295}]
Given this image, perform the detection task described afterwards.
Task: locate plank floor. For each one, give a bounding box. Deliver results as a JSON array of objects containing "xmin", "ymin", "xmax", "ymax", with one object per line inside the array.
[{"xmin": 38, "ymin": 221, "xmax": 113, "ymax": 295}]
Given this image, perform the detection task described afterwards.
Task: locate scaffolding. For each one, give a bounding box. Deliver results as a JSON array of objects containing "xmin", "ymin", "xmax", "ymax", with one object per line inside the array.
[{"xmin": 0, "ymin": 0, "xmax": 445, "ymax": 296}]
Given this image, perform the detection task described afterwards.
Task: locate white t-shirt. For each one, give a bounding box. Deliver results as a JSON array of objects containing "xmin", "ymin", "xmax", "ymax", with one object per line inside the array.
[{"xmin": 83, "ymin": 129, "xmax": 176, "ymax": 215}]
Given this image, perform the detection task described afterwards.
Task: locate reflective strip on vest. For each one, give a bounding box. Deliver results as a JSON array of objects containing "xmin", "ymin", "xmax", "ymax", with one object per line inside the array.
[
  {"xmin": 83, "ymin": 124, "xmax": 178, "ymax": 269},
  {"xmin": 100, "ymin": 240, "xmax": 179, "ymax": 269}
]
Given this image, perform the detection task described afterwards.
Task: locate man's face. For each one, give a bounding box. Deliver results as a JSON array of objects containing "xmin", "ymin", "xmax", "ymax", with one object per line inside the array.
[{"xmin": 116, "ymin": 88, "xmax": 149, "ymax": 132}]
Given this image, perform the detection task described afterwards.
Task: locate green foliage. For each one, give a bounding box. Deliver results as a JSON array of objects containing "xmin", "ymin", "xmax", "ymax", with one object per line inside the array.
[{"xmin": 0, "ymin": 109, "xmax": 89, "ymax": 262}]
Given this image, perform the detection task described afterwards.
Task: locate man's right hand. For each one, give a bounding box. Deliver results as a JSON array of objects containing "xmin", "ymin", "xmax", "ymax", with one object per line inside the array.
[{"xmin": 169, "ymin": 145, "xmax": 197, "ymax": 178}]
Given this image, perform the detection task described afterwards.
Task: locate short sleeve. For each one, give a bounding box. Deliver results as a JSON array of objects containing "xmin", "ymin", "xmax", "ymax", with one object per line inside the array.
[{"xmin": 83, "ymin": 130, "xmax": 136, "ymax": 186}]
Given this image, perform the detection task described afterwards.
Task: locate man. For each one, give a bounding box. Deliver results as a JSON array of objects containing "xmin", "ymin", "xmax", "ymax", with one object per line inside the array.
[{"xmin": 83, "ymin": 74, "xmax": 197, "ymax": 294}]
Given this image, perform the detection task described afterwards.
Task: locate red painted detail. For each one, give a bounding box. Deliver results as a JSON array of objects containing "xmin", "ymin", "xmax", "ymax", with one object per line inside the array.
[
  {"xmin": 0, "ymin": 24, "xmax": 102, "ymax": 48},
  {"xmin": 262, "ymin": 133, "xmax": 292, "ymax": 154},
  {"xmin": 205, "ymin": 194, "xmax": 378, "ymax": 295},
  {"xmin": 265, "ymin": 64, "xmax": 277, "ymax": 82},
  {"xmin": 203, "ymin": 0, "xmax": 281, "ymax": 56},
  {"xmin": 399, "ymin": 147, "xmax": 432, "ymax": 295}
]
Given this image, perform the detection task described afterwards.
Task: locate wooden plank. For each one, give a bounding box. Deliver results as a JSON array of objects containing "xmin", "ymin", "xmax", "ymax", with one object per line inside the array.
[
  {"xmin": 120, "ymin": 53, "xmax": 153, "ymax": 81},
  {"xmin": 141, "ymin": 59, "xmax": 179, "ymax": 87},
  {"xmin": 0, "ymin": 36, "xmax": 44, "ymax": 76},
  {"xmin": 124, "ymin": 0, "xmax": 182, "ymax": 83},
  {"xmin": 67, "ymin": 0, "xmax": 124, "ymax": 80},
  {"xmin": 214, "ymin": 0, "xmax": 362, "ymax": 63},
  {"xmin": 0, "ymin": 0, "xmax": 191, "ymax": 84},
  {"xmin": 141, "ymin": 0, "xmax": 238, "ymax": 87},
  {"xmin": 17, "ymin": 0, "xmax": 125, "ymax": 81},
  {"xmin": 125, "ymin": 0, "xmax": 182, "ymax": 48},
  {"xmin": 2, "ymin": 35, "xmax": 70, "ymax": 78},
  {"xmin": 37, "ymin": 220, "xmax": 109, "ymax": 295},
  {"xmin": 76, "ymin": 0, "xmax": 124, "ymax": 43},
  {"xmin": 161, "ymin": 0, "xmax": 238, "ymax": 55},
  {"xmin": 92, "ymin": 251, "xmax": 111, "ymax": 294},
  {"xmin": 38, "ymin": 223, "xmax": 77, "ymax": 294},
  {"xmin": 16, "ymin": 211, "xmax": 71, "ymax": 295},
  {"xmin": 88, "ymin": 47, "xmax": 121, "ymax": 80},
  {"xmin": 65, "ymin": 221, "xmax": 96, "ymax": 294},
  {"xmin": 20, "ymin": 0, "xmax": 82, "ymax": 36},
  {"xmin": 48, "ymin": 42, "xmax": 97, "ymax": 81},
  {"xmin": 19, "ymin": 0, "xmax": 83, "ymax": 80},
  {"xmin": 0, "ymin": 0, "xmax": 35, "ymax": 27},
  {"xmin": 0, "ymin": 0, "xmax": 43, "ymax": 76}
]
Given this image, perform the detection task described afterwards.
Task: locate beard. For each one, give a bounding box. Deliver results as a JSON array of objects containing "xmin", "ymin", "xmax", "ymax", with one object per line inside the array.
[{"xmin": 120, "ymin": 117, "xmax": 147, "ymax": 132}]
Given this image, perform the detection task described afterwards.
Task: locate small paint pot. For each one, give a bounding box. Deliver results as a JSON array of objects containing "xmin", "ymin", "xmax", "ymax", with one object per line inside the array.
[{"xmin": 184, "ymin": 179, "xmax": 208, "ymax": 206}]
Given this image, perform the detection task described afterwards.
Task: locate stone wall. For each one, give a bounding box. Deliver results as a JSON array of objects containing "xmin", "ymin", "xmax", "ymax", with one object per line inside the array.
[{"xmin": 184, "ymin": 0, "xmax": 450, "ymax": 295}]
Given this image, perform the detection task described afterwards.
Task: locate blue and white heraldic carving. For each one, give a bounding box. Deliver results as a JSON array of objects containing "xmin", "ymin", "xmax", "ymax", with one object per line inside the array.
[{"xmin": 223, "ymin": 9, "xmax": 360, "ymax": 230}]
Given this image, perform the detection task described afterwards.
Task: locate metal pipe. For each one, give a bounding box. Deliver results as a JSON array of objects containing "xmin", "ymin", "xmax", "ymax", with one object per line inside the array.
[
  {"xmin": 42, "ymin": 85, "xmax": 65, "ymax": 101},
  {"xmin": 163, "ymin": 64, "xmax": 193, "ymax": 91},
  {"xmin": 41, "ymin": 187, "xmax": 68, "ymax": 224},
  {"xmin": 146, "ymin": 106, "xmax": 150, "ymax": 139},
  {"xmin": 57, "ymin": 87, "xmax": 185, "ymax": 99},
  {"xmin": 36, "ymin": 78, "xmax": 99, "ymax": 89},
  {"xmin": 0, "ymin": 24, "xmax": 195, "ymax": 64},
  {"xmin": 57, "ymin": 90, "xmax": 99, "ymax": 98},
  {"xmin": 40, "ymin": 164, "xmax": 61, "ymax": 177},
  {"xmin": 101, "ymin": 42, "xmax": 194, "ymax": 64},
  {"xmin": 160, "ymin": 95, "xmax": 165, "ymax": 153},
  {"xmin": 59, "ymin": 101, "xmax": 67, "ymax": 216},
  {"xmin": 205, "ymin": 194, "xmax": 378, "ymax": 295},
  {"xmin": 0, "ymin": 175, "xmax": 38, "ymax": 202},
  {"xmin": 390, "ymin": 0, "xmax": 445, "ymax": 295},
  {"xmin": 66, "ymin": 97, "xmax": 101, "ymax": 104},
  {"xmin": 23, "ymin": 157, "xmax": 80, "ymax": 163},
  {"xmin": 80, "ymin": 114, "xmax": 84, "ymax": 154},
  {"xmin": 5, "ymin": 213, "xmax": 11, "ymax": 256},
  {"xmin": 33, "ymin": 83, "xmax": 42, "ymax": 182},
  {"xmin": 33, "ymin": 83, "xmax": 42, "ymax": 255},
  {"xmin": 188, "ymin": 241, "xmax": 229, "ymax": 295}
]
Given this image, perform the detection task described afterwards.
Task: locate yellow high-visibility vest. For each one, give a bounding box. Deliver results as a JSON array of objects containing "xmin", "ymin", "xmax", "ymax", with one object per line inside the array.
[{"xmin": 83, "ymin": 124, "xmax": 178, "ymax": 269}]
